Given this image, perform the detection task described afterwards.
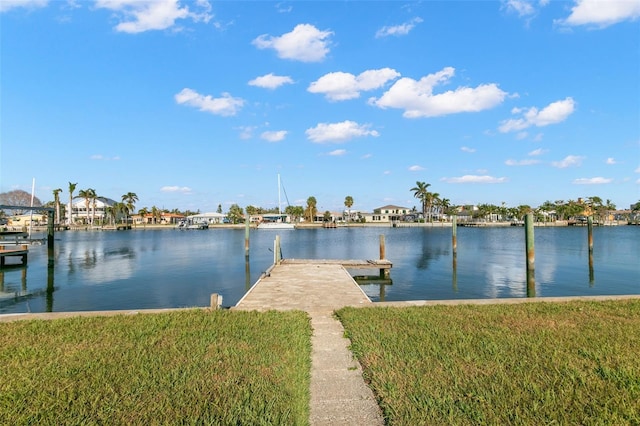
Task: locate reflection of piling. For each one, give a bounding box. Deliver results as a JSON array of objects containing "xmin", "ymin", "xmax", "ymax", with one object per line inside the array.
[
  {"xmin": 452, "ymin": 253, "xmax": 458, "ymax": 292},
  {"xmin": 245, "ymin": 257, "xmax": 251, "ymax": 291},
  {"xmin": 46, "ymin": 265, "xmax": 55, "ymax": 312},
  {"xmin": 452, "ymin": 215, "xmax": 457, "ymax": 255},
  {"xmin": 525, "ymin": 213, "xmax": 535, "ymax": 297}
]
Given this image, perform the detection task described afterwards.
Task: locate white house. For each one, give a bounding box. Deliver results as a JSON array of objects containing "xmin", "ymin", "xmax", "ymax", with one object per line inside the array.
[
  {"xmin": 365, "ymin": 205, "xmax": 412, "ymax": 223},
  {"xmin": 66, "ymin": 196, "xmax": 119, "ymax": 224}
]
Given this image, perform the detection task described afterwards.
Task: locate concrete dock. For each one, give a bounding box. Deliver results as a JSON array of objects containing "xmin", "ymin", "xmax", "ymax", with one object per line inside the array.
[{"xmin": 234, "ymin": 261, "xmax": 385, "ymax": 425}]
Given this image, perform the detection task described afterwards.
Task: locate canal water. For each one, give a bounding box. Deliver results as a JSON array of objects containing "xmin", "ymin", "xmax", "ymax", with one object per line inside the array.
[{"xmin": 1, "ymin": 226, "xmax": 638, "ymax": 314}]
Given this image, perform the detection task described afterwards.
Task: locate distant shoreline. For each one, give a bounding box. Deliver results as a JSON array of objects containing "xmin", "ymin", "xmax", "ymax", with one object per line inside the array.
[{"xmin": 5, "ymin": 219, "xmax": 634, "ymax": 234}]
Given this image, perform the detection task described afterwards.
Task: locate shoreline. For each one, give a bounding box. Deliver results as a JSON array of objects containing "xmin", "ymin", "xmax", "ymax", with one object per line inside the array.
[
  {"xmin": 2, "ymin": 294, "xmax": 640, "ymax": 323},
  {"xmin": 4, "ymin": 219, "xmax": 634, "ymax": 234}
]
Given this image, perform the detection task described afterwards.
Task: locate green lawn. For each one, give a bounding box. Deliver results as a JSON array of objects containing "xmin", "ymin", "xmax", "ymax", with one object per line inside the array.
[
  {"xmin": 3, "ymin": 300, "xmax": 639, "ymax": 425},
  {"xmin": 0, "ymin": 310, "xmax": 311, "ymax": 425},
  {"xmin": 337, "ymin": 300, "xmax": 640, "ymax": 426}
]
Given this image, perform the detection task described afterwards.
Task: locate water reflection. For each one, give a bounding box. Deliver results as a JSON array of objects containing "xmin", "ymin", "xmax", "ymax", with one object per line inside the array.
[
  {"xmin": 0, "ymin": 226, "xmax": 637, "ymax": 314},
  {"xmin": 0, "ymin": 265, "xmax": 56, "ymax": 312},
  {"xmin": 353, "ymin": 273, "xmax": 393, "ymax": 302}
]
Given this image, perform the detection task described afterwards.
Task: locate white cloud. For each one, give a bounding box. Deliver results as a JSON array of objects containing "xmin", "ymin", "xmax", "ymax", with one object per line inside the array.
[
  {"xmin": 551, "ymin": 155, "xmax": 585, "ymax": 168},
  {"xmin": 441, "ymin": 175, "xmax": 508, "ymax": 183},
  {"xmin": 260, "ymin": 130, "xmax": 288, "ymax": 142},
  {"xmin": 503, "ymin": 0, "xmax": 536, "ymax": 17},
  {"xmin": 275, "ymin": 2, "xmax": 292, "ymax": 13},
  {"xmin": 252, "ymin": 23, "xmax": 332, "ymax": 62},
  {"xmin": 605, "ymin": 157, "xmax": 617, "ymax": 165},
  {"xmin": 461, "ymin": 146, "xmax": 476, "ymax": 153},
  {"xmin": 248, "ymin": 73, "xmax": 294, "ymax": 89},
  {"xmin": 369, "ymin": 67, "xmax": 507, "ymax": 118},
  {"xmin": 573, "ymin": 177, "xmax": 613, "ymax": 184},
  {"xmin": 95, "ymin": 0, "xmax": 212, "ymax": 33},
  {"xmin": 90, "ymin": 154, "xmax": 120, "ymax": 160},
  {"xmin": 375, "ymin": 17, "xmax": 423, "ymax": 38},
  {"xmin": 175, "ymin": 88, "xmax": 244, "ymax": 116},
  {"xmin": 528, "ymin": 148, "xmax": 547, "ymax": 156},
  {"xmin": 505, "ymin": 159, "xmax": 540, "ymax": 166},
  {"xmin": 0, "ymin": 0, "xmax": 48, "ymax": 13},
  {"xmin": 558, "ymin": 0, "xmax": 640, "ymax": 28},
  {"xmin": 306, "ymin": 120, "xmax": 379, "ymax": 143},
  {"xmin": 161, "ymin": 185, "xmax": 192, "ymax": 193},
  {"xmin": 635, "ymin": 166, "xmax": 640, "ymax": 173},
  {"xmin": 236, "ymin": 125, "xmax": 255, "ymax": 140},
  {"xmin": 328, "ymin": 149, "xmax": 347, "ymax": 156},
  {"xmin": 408, "ymin": 165, "xmax": 424, "ymax": 171},
  {"xmin": 499, "ymin": 97, "xmax": 575, "ymax": 133},
  {"xmin": 308, "ymin": 68, "xmax": 400, "ymax": 101}
]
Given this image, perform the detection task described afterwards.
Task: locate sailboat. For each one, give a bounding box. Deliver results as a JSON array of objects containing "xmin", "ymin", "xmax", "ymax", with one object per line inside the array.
[{"xmin": 257, "ymin": 174, "xmax": 295, "ymax": 230}]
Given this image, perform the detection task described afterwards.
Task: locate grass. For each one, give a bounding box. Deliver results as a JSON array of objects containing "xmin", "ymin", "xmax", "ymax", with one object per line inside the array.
[
  {"xmin": 0, "ymin": 309, "xmax": 312, "ymax": 425},
  {"xmin": 336, "ymin": 300, "xmax": 640, "ymax": 426}
]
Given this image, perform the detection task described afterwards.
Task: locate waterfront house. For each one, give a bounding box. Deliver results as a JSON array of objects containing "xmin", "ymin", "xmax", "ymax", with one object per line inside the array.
[
  {"xmin": 368, "ymin": 205, "xmax": 412, "ymax": 223},
  {"xmin": 66, "ymin": 196, "xmax": 119, "ymax": 225}
]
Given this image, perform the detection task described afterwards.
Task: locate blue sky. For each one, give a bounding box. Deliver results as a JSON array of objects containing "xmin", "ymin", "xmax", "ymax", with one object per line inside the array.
[{"xmin": 1, "ymin": 0, "xmax": 639, "ymax": 214}]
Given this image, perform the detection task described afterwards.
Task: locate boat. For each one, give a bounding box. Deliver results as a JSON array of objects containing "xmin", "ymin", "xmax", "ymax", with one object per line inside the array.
[
  {"xmin": 175, "ymin": 220, "xmax": 209, "ymax": 230},
  {"xmin": 258, "ymin": 174, "xmax": 295, "ymax": 230}
]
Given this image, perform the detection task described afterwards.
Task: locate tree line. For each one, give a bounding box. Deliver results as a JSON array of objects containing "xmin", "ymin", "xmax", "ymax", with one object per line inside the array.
[{"xmin": 2, "ymin": 181, "xmax": 639, "ymax": 225}]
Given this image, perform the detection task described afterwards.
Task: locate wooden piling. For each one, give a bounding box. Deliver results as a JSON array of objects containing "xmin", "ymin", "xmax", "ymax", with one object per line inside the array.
[
  {"xmin": 452, "ymin": 215, "xmax": 457, "ymax": 254},
  {"xmin": 47, "ymin": 209, "xmax": 55, "ymax": 267},
  {"xmin": 244, "ymin": 214, "xmax": 250, "ymax": 257},
  {"xmin": 210, "ymin": 293, "xmax": 223, "ymax": 309},
  {"xmin": 587, "ymin": 216, "xmax": 595, "ymax": 284},
  {"xmin": 379, "ymin": 235, "xmax": 389, "ymax": 278},
  {"xmin": 275, "ymin": 235, "xmax": 282, "ymax": 265},
  {"xmin": 525, "ymin": 213, "xmax": 535, "ymax": 296}
]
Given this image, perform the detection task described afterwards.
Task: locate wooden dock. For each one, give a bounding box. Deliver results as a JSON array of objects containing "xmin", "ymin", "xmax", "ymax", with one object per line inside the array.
[
  {"xmin": 233, "ymin": 259, "xmax": 389, "ymax": 425},
  {"xmin": 234, "ymin": 259, "xmax": 390, "ymax": 312},
  {"xmin": 0, "ymin": 245, "xmax": 28, "ymax": 268}
]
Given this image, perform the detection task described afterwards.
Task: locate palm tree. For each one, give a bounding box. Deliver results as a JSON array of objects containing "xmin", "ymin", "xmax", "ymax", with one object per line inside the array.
[
  {"xmin": 138, "ymin": 207, "xmax": 149, "ymax": 228},
  {"xmin": 77, "ymin": 188, "xmax": 95, "ymax": 225},
  {"xmin": 426, "ymin": 191, "xmax": 440, "ymax": 222},
  {"xmin": 52, "ymin": 188, "xmax": 62, "ymax": 225},
  {"xmin": 68, "ymin": 182, "xmax": 77, "ymax": 224},
  {"xmin": 90, "ymin": 191, "xmax": 99, "ymax": 225},
  {"xmin": 305, "ymin": 196, "xmax": 317, "ymax": 223},
  {"xmin": 122, "ymin": 192, "xmax": 138, "ymax": 227},
  {"xmin": 410, "ymin": 181, "xmax": 430, "ymax": 221},
  {"xmin": 151, "ymin": 206, "xmax": 160, "ymax": 224},
  {"xmin": 344, "ymin": 196, "xmax": 354, "ymax": 223}
]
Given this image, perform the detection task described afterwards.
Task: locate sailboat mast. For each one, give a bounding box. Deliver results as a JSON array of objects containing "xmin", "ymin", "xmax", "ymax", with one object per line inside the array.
[{"xmin": 277, "ymin": 173, "xmax": 282, "ymax": 215}]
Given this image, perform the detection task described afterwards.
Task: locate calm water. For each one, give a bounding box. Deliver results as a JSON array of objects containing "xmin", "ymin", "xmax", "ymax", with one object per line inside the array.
[{"xmin": 1, "ymin": 226, "xmax": 638, "ymax": 314}]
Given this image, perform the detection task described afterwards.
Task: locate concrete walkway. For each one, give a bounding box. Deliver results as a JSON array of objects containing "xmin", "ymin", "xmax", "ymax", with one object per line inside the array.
[{"xmin": 234, "ymin": 262, "xmax": 384, "ymax": 426}]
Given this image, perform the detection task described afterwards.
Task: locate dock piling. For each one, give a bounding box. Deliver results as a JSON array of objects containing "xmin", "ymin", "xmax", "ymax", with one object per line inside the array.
[
  {"xmin": 452, "ymin": 215, "xmax": 457, "ymax": 255},
  {"xmin": 379, "ymin": 235, "xmax": 389, "ymax": 278},
  {"xmin": 210, "ymin": 293, "xmax": 223, "ymax": 309},
  {"xmin": 525, "ymin": 213, "xmax": 535, "ymax": 296},
  {"xmin": 275, "ymin": 235, "xmax": 282, "ymax": 265},
  {"xmin": 244, "ymin": 214, "xmax": 250, "ymax": 258}
]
